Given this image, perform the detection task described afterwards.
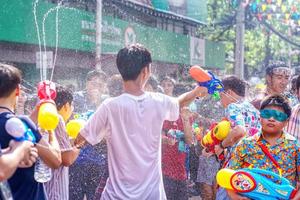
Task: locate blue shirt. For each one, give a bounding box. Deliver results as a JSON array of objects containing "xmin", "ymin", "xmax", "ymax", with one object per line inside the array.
[
  {"xmin": 73, "ymin": 91, "xmax": 108, "ymax": 165},
  {"xmin": 0, "ymin": 112, "xmax": 44, "ymax": 200}
]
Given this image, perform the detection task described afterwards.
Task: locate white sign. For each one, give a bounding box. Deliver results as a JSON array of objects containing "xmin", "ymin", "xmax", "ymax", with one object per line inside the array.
[
  {"xmin": 190, "ymin": 37, "xmax": 205, "ymax": 66},
  {"xmin": 36, "ymin": 51, "xmax": 53, "ymax": 69}
]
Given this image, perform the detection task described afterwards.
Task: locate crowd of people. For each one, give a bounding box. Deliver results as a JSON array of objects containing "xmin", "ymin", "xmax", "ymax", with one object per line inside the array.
[{"xmin": 1, "ymin": 43, "xmax": 300, "ymax": 200}]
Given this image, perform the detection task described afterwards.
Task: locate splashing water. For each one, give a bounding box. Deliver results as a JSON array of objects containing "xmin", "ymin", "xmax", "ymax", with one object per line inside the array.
[
  {"xmin": 42, "ymin": 4, "xmax": 89, "ymax": 82},
  {"xmin": 42, "ymin": 4, "xmax": 61, "ymax": 81},
  {"xmin": 33, "ymin": 0, "xmax": 43, "ymax": 81}
]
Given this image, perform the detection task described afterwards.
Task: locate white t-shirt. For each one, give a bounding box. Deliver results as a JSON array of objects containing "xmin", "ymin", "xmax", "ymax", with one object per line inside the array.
[{"xmin": 80, "ymin": 92, "xmax": 179, "ymax": 200}]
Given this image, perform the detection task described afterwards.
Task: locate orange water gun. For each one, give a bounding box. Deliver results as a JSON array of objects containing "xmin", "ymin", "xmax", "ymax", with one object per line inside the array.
[{"xmin": 189, "ymin": 65, "xmax": 224, "ymax": 100}]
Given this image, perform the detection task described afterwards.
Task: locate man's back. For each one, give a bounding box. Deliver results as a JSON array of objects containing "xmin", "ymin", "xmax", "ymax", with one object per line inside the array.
[{"xmin": 81, "ymin": 92, "xmax": 179, "ymax": 200}]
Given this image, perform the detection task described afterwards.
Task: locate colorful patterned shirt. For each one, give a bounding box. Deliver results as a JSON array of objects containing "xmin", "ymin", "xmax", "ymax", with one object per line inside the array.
[
  {"xmin": 286, "ymin": 104, "xmax": 300, "ymax": 142},
  {"xmin": 225, "ymin": 100, "xmax": 261, "ymax": 137},
  {"xmin": 228, "ymin": 131, "xmax": 300, "ymax": 187}
]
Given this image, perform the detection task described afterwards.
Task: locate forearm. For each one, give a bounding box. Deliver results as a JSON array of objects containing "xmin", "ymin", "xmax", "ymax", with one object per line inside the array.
[
  {"xmin": 37, "ymin": 132, "xmax": 62, "ymax": 169},
  {"xmin": 61, "ymin": 148, "xmax": 80, "ymax": 166},
  {"xmin": 0, "ymin": 147, "xmax": 26, "ymax": 181},
  {"xmin": 221, "ymin": 126, "xmax": 245, "ymax": 148},
  {"xmin": 182, "ymin": 118, "xmax": 193, "ymax": 145},
  {"xmin": 177, "ymin": 86, "xmax": 206, "ymax": 109}
]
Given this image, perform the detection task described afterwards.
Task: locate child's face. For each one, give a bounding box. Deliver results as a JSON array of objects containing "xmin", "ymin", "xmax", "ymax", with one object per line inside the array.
[{"xmin": 260, "ymin": 105, "xmax": 288, "ymax": 135}]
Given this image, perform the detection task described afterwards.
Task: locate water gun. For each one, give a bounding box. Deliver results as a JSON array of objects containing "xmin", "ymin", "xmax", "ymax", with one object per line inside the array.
[
  {"xmin": 37, "ymin": 80, "xmax": 59, "ymax": 132},
  {"xmin": 189, "ymin": 65, "xmax": 224, "ymax": 100},
  {"xmin": 66, "ymin": 111, "xmax": 94, "ymax": 139},
  {"xmin": 217, "ymin": 168, "xmax": 297, "ymax": 200},
  {"xmin": 5, "ymin": 116, "xmax": 36, "ymax": 143},
  {"xmin": 201, "ymin": 120, "xmax": 231, "ymax": 159},
  {"xmin": 166, "ymin": 129, "xmax": 186, "ymax": 152}
]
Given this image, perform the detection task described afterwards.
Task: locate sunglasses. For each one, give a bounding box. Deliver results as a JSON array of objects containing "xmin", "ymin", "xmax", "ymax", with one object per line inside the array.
[{"xmin": 260, "ymin": 109, "xmax": 288, "ymax": 122}]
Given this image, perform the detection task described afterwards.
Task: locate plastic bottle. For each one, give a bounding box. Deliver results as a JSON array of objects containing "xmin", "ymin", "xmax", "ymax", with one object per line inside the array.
[{"xmin": 34, "ymin": 133, "xmax": 52, "ymax": 183}]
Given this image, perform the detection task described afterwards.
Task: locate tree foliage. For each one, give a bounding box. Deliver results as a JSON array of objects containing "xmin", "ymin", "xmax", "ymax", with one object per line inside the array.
[{"xmin": 199, "ymin": 0, "xmax": 300, "ymax": 79}]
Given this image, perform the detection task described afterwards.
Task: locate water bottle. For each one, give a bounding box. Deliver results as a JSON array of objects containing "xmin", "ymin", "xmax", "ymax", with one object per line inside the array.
[
  {"xmin": 0, "ymin": 181, "xmax": 13, "ymax": 200},
  {"xmin": 34, "ymin": 133, "xmax": 52, "ymax": 183}
]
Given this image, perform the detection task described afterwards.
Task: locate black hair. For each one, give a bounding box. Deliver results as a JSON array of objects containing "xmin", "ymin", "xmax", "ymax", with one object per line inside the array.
[
  {"xmin": 265, "ymin": 61, "xmax": 288, "ymax": 76},
  {"xmin": 116, "ymin": 44, "xmax": 152, "ymax": 81},
  {"xmin": 0, "ymin": 63, "xmax": 21, "ymax": 98},
  {"xmin": 260, "ymin": 94, "xmax": 291, "ymax": 118},
  {"xmin": 54, "ymin": 85, "xmax": 73, "ymax": 111},
  {"xmin": 107, "ymin": 74, "xmax": 123, "ymax": 97},
  {"xmin": 160, "ymin": 76, "xmax": 176, "ymax": 86},
  {"xmin": 222, "ymin": 75, "xmax": 246, "ymax": 97},
  {"xmin": 86, "ymin": 70, "xmax": 107, "ymax": 82}
]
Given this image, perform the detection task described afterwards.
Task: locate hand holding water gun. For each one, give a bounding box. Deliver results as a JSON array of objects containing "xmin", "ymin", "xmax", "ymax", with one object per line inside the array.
[
  {"xmin": 217, "ymin": 168, "xmax": 297, "ymax": 200},
  {"xmin": 200, "ymin": 120, "xmax": 231, "ymax": 159},
  {"xmin": 66, "ymin": 111, "xmax": 95, "ymax": 139},
  {"xmin": 189, "ymin": 65, "xmax": 224, "ymax": 100},
  {"xmin": 37, "ymin": 80, "xmax": 59, "ymax": 132}
]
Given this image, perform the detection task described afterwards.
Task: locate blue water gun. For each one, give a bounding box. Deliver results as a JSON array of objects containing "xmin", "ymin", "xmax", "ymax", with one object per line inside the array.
[
  {"xmin": 5, "ymin": 116, "xmax": 36, "ymax": 143},
  {"xmin": 217, "ymin": 168, "xmax": 297, "ymax": 200},
  {"xmin": 167, "ymin": 129, "xmax": 186, "ymax": 152},
  {"xmin": 189, "ymin": 65, "xmax": 224, "ymax": 100},
  {"xmin": 73, "ymin": 110, "xmax": 94, "ymax": 121}
]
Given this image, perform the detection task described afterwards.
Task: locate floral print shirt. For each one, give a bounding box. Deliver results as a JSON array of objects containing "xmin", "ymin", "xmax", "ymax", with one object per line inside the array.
[
  {"xmin": 225, "ymin": 100, "xmax": 261, "ymax": 137},
  {"xmin": 229, "ymin": 131, "xmax": 300, "ymax": 187}
]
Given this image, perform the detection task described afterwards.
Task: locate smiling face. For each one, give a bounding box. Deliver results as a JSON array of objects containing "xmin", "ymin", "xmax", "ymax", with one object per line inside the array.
[
  {"xmin": 267, "ymin": 67, "xmax": 291, "ymax": 94},
  {"xmin": 260, "ymin": 105, "xmax": 288, "ymax": 135}
]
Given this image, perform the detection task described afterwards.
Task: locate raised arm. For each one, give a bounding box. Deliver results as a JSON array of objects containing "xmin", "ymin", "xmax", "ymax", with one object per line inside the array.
[{"xmin": 177, "ymin": 86, "xmax": 207, "ymax": 109}]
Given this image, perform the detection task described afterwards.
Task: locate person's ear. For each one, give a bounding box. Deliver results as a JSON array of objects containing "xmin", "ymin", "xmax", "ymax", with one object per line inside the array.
[
  {"xmin": 16, "ymin": 85, "xmax": 20, "ymax": 97},
  {"xmin": 266, "ymin": 75, "xmax": 272, "ymax": 86}
]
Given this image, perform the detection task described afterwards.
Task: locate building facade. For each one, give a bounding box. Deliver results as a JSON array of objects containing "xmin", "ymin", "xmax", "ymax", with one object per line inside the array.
[{"xmin": 0, "ymin": 0, "xmax": 225, "ymax": 89}]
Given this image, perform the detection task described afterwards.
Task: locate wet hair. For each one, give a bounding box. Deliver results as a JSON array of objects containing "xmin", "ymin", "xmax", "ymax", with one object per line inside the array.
[
  {"xmin": 265, "ymin": 61, "xmax": 288, "ymax": 76},
  {"xmin": 260, "ymin": 94, "xmax": 291, "ymax": 118},
  {"xmin": 116, "ymin": 44, "xmax": 152, "ymax": 81},
  {"xmin": 54, "ymin": 85, "xmax": 73, "ymax": 111},
  {"xmin": 107, "ymin": 74, "xmax": 123, "ymax": 97},
  {"xmin": 86, "ymin": 70, "xmax": 107, "ymax": 82},
  {"xmin": 147, "ymin": 75, "xmax": 159, "ymax": 91},
  {"xmin": 0, "ymin": 63, "xmax": 21, "ymax": 98},
  {"xmin": 160, "ymin": 76, "xmax": 176, "ymax": 86},
  {"xmin": 222, "ymin": 75, "xmax": 246, "ymax": 97}
]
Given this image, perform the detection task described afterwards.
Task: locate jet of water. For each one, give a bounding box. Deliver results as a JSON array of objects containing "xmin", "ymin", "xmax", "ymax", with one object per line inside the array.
[{"xmin": 33, "ymin": 0, "xmax": 43, "ymax": 81}]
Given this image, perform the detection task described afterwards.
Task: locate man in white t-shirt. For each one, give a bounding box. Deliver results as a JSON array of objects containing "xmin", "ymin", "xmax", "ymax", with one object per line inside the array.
[{"xmin": 74, "ymin": 43, "xmax": 206, "ymax": 200}]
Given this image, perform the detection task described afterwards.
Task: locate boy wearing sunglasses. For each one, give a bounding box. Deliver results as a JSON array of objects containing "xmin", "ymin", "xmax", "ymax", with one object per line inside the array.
[{"xmin": 225, "ymin": 94, "xmax": 300, "ymax": 200}]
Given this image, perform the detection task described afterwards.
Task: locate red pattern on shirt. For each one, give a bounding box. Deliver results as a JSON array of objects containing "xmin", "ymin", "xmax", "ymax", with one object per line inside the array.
[{"xmin": 161, "ymin": 117, "xmax": 187, "ymax": 181}]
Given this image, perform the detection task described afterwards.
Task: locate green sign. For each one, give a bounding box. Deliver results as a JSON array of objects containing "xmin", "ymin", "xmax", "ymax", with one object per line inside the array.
[{"xmin": 0, "ymin": 0, "xmax": 224, "ymax": 68}]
